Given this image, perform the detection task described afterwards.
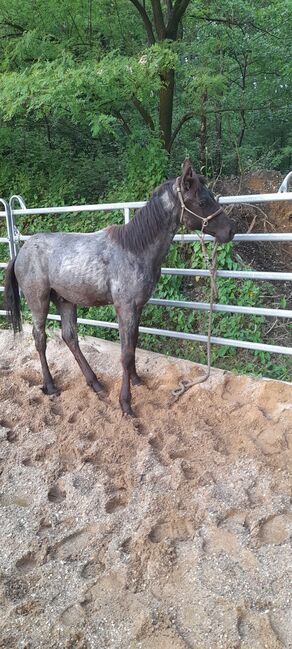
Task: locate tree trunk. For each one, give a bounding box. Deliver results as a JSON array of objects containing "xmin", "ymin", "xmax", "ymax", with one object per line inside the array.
[
  {"xmin": 214, "ymin": 109, "xmax": 222, "ymax": 173},
  {"xmin": 159, "ymin": 68, "xmax": 175, "ymax": 151},
  {"xmin": 130, "ymin": 0, "xmax": 191, "ymax": 151},
  {"xmin": 234, "ymin": 54, "xmax": 248, "ymax": 173},
  {"xmin": 237, "ymin": 108, "xmax": 246, "ymax": 148},
  {"xmin": 199, "ymin": 89, "xmax": 208, "ymax": 172}
]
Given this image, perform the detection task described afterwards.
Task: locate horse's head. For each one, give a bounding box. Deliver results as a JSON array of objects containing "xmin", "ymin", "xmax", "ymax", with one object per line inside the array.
[{"xmin": 176, "ymin": 160, "xmax": 236, "ymax": 243}]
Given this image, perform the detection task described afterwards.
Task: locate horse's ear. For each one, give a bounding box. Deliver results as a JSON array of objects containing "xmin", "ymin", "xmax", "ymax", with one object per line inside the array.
[
  {"xmin": 198, "ymin": 174, "xmax": 207, "ymax": 185},
  {"xmin": 181, "ymin": 159, "xmax": 198, "ymax": 191}
]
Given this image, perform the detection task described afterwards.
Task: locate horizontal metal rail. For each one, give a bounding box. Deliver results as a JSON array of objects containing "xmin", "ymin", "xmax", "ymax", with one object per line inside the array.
[
  {"xmin": 161, "ymin": 268, "xmax": 292, "ymax": 280},
  {"xmin": 14, "ymin": 232, "xmax": 292, "ymax": 243},
  {"xmin": 149, "ymin": 298, "xmax": 292, "ymax": 319},
  {"xmin": 0, "ymin": 190, "xmax": 292, "ymax": 219},
  {"xmin": 0, "ymin": 202, "xmax": 146, "ymax": 217},
  {"xmin": 41, "ymin": 314, "xmax": 292, "ymax": 356},
  {"xmin": 0, "ymin": 290, "xmax": 290, "ymax": 319},
  {"xmin": 173, "ymin": 233, "xmax": 292, "ymax": 242},
  {"xmin": 1, "ymin": 311, "xmax": 289, "ymax": 355},
  {"xmin": 1, "ymin": 262, "xmax": 291, "ymax": 287},
  {"xmin": 218, "ymin": 193, "xmax": 292, "ymax": 204}
]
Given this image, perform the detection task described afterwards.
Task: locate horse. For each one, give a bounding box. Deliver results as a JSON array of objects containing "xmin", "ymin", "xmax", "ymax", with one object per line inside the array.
[{"xmin": 4, "ymin": 160, "xmax": 236, "ymax": 416}]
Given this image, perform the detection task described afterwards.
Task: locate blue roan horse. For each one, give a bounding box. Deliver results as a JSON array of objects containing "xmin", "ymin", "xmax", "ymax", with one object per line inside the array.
[{"xmin": 5, "ymin": 160, "xmax": 235, "ymax": 415}]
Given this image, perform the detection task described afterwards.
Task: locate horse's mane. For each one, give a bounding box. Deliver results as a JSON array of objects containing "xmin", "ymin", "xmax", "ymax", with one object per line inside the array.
[{"xmin": 108, "ymin": 181, "xmax": 174, "ymax": 254}]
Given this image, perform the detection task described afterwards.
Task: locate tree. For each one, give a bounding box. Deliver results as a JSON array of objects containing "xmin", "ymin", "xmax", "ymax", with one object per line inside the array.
[
  {"xmin": 129, "ymin": 1, "xmax": 191, "ymax": 151},
  {"xmin": 0, "ymin": 0, "xmax": 291, "ymax": 206}
]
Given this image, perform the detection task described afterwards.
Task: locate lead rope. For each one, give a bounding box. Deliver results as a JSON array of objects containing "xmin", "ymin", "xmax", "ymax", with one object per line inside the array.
[{"xmin": 171, "ymin": 236, "xmax": 219, "ymax": 404}]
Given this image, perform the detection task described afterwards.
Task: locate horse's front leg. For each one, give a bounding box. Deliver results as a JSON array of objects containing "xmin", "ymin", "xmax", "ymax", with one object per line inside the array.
[{"xmin": 116, "ymin": 304, "xmax": 140, "ymax": 416}]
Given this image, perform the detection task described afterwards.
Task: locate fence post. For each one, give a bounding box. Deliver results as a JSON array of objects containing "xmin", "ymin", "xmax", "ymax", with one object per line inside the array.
[
  {"xmin": 278, "ymin": 171, "xmax": 292, "ymax": 193},
  {"xmin": 124, "ymin": 207, "xmax": 130, "ymax": 224},
  {"xmin": 0, "ymin": 198, "xmax": 17, "ymax": 259},
  {"xmin": 9, "ymin": 195, "xmax": 27, "ymax": 255}
]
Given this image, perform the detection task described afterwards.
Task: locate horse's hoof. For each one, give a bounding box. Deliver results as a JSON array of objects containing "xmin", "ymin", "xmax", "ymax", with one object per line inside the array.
[
  {"xmin": 131, "ymin": 374, "xmax": 143, "ymax": 386},
  {"xmin": 97, "ymin": 390, "xmax": 108, "ymax": 404},
  {"xmin": 122, "ymin": 406, "xmax": 135, "ymax": 418},
  {"xmin": 89, "ymin": 379, "xmax": 105, "ymax": 394},
  {"xmin": 42, "ymin": 384, "xmax": 59, "ymax": 396}
]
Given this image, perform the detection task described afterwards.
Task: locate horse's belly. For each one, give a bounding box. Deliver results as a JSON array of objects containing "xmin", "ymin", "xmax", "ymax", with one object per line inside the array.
[
  {"xmin": 50, "ymin": 265, "xmax": 112, "ymax": 307},
  {"xmin": 53, "ymin": 286, "xmax": 112, "ymax": 307}
]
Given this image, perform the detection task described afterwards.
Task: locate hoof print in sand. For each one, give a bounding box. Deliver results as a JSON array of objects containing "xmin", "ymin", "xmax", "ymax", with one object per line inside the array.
[
  {"xmin": 19, "ymin": 370, "xmax": 41, "ymax": 388},
  {"xmin": 148, "ymin": 518, "xmax": 194, "ymax": 544},
  {"xmin": 0, "ymin": 420, "xmax": 16, "ymax": 442},
  {"xmin": 4, "ymin": 576, "xmax": 29, "ymax": 602},
  {"xmin": 15, "ymin": 551, "xmax": 38, "ymax": 574},
  {"xmin": 48, "ymin": 483, "xmax": 66, "ymax": 503},
  {"xmin": 258, "ymin": 513, "xmax": 292, "ymax": 545},
  {"xmin": 105, "ymin": 494, "xmax": 128, "ymax": 514},
  {"xmin": 81, "ymin": 559, "xmax": 105, "ymax": 580}
]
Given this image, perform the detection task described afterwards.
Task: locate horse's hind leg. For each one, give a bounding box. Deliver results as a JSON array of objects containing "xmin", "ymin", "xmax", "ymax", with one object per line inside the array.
[
  {"xmin": 31, "ymin": 302, "xmax": 58, "ymax": 395},
  {"xmin": 56, "ymin": 298, "xmax": 103, "ymax": 394}
]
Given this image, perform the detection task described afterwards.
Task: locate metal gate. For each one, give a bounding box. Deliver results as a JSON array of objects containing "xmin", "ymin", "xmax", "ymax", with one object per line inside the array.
[{"xmin": 1, "ymin": 173, "xmax": 292, "ymax": 356}]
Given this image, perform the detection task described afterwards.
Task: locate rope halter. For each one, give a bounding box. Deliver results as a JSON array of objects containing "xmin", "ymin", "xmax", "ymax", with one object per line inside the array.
[
  {"xmin": 170, "ymin": 178, "xmax": 223, "ymax": 403},
  {"xmin": 175, "ymin": 177, "xmax": 223, "ymax": 231}
]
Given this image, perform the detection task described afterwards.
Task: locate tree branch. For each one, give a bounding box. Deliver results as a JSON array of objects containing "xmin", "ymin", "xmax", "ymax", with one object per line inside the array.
[
  {"xmin": 166, "ymin": 0, "xmax": 192, "ymax": 39},
  {"xmin": 113, "ymin": 110, "xmax": 132, "ymax": 135},
  {"xmin": 206, "ymin": 102, "xmax": 289, "ymax": 115},
  {"xmin": 43, "ymin": 115, "xmax": 54, "ymax": 150},
  {"xmin": 132, "ymin": 98, "xmax": 155, "ymax": 130},
  {"xmin": 169, "ymin": 100, "xmax": 289, "ymax": 150},
  {"xmin": 128, "ymin": 0, "xmax": 156, "ymax": 44},
  {"xmin": 188, "ymin": 13, "xmax": 280, "ymax": 39},
  {"xmin": 0, "ymin": 19, "xmax": 25, "ymax": 32},
  {"xmin": 151, "ymin": 0, "xmax": 166, "ymax": 40},
  {"xmin": 0, "ymin": 32, "xmax": 24, "ymax": 39},
  {"xmin": 169, "ymin": 111, "xmax": 195, "ymax": 149}
]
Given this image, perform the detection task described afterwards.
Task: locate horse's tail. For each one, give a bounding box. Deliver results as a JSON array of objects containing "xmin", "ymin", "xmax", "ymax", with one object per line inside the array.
[{"xmin": 4, "ymin": 258, "xmax": 22, "ymax": 334}]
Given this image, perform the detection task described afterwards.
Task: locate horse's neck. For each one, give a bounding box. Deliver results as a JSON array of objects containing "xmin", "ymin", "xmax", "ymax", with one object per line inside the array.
[
  {"xmin": 147, "ymin": 220, "xmax": 178, "ymax": 268},
  {"xmin": 109, "ymin": 183, "xmax": 180, "ymax": 262},
  {"xmin": 146, "ymin": 189, "xmax": 180, "ymax": 267}
]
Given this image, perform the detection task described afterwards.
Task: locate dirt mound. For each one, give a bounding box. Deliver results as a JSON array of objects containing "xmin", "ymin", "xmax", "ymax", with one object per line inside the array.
[
  {"xmin": 0, "ymin": 328, "xmax": 291, "ymax": 649},
  {"xmin": 215, "ymin": 171, "xmax": 292, "ymax": 273}
]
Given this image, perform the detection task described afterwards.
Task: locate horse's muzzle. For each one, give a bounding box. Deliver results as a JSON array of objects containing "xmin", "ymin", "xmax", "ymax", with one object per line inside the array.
[
  {"xmin": 229, "ymin": 219, "xmax": 237, "ymax": 240},
  {"xmin": 216, "ymin": 219, "xmax": 236, "ymax": 244}
]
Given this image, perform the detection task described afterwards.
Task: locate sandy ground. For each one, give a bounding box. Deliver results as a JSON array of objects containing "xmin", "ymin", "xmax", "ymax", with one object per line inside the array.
[{"xmin": 0, "ymin": 327, "xmax": 291, "ymax": 649}]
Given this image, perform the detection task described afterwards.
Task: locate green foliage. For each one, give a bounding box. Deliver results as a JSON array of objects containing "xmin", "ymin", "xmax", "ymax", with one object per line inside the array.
[
  {"xmin": 77, "ymin": 305, "xmax": 119, "ymax": 341},
  {"xmin": 140, "ymin": 42, "xmax": 178, "ymax": 74},
  {"xmin": 121, "ymin": 135, "xmax": 169, "ymax": 198}
]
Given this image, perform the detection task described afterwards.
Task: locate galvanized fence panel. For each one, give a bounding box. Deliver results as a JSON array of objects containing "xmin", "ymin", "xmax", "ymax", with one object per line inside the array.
[{"xmin": 0, "ymin": 173, "xmax": 292, "ymax": 356}]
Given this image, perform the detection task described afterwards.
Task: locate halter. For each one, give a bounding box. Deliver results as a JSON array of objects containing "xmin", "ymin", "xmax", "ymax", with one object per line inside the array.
[{"xmin": 175, "ymin": 177, "xmax": 223, "ymax": 230}]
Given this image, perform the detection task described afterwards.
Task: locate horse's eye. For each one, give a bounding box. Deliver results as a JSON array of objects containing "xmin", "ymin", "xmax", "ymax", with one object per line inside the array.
[{"xmin": 199, "ymin": 200, "xmax": 206, "ymax": 207}]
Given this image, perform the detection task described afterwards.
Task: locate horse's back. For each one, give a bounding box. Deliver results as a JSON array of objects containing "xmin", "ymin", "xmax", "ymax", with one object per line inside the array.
[{"xmin": 15, "ymin": 231, "xmax": 107, "ymax": 270}]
